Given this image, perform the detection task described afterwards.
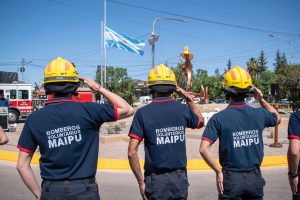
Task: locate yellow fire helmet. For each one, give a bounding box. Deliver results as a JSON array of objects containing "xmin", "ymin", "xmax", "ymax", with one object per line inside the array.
[
  {"xmin": 223, "ymin": 66, "xmax": 253, "ymax": 94},
  {"xmin": 44, "ymin": 57, "xmax": 79, "ymax": 84},
  {"xmin": 147, "ymin": 64, "xmax": 177, "ymax": 87}
]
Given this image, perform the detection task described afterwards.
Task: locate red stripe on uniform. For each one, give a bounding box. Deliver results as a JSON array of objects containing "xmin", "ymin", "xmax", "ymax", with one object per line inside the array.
[
  {"xmin": 128, "ymin": 134, "xmax": 143, "ymax": 141},
  {"xmin": 17, "ymin": 145, "xmax": 35, "ymax": 153},
  {"xmin": 288, "ymin": 135, "xmax": 300, "ymax": 140},
  {"xmin": 45, "ymin": 99, "xmax": 74, "ymax": 105},
  {"xmin": 114, "ymin": 104, "xmax": 118, "ymax": 121},
  {"xmin": 227, "ymin": 104, "xmax": 248, "ymax": 108},
  {"xmin": 152, "ymin": 98, "xmax": 176, "ymax": 103},
  {"xmin": 201, "ymin": 137, "xmax": 214, "ymax": 144}
]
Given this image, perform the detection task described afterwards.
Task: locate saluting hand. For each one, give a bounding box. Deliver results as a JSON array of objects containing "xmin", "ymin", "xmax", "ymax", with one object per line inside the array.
[
  {"xmin": 216, "ymin": 171, "xmax": 224, "ymax": 195},
  {"xmin": 176, "ymin": 87, "xmax": 194, "ymax": 102},
  {"xmin": 289, "ymin": 176, "xmax": 299, "ymax": 194},
  {"xmin": 253, "ymin": 86, "xmax": 263, "ymax": 102},
  {"xmin": 79, "ymin": 77, "xmax": 101, "ymax": 92}
]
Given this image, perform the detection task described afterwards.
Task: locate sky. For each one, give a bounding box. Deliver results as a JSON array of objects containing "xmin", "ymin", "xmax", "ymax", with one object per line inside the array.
[{"xmin": 0, "ymin": 0, "xmax": 300, "ymax": 85}]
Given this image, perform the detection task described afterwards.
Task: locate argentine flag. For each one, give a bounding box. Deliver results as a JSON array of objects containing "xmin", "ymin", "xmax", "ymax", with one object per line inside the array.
[{"xmin": 104, "ymin": 26, "xmax": 146, "ymax": 56}]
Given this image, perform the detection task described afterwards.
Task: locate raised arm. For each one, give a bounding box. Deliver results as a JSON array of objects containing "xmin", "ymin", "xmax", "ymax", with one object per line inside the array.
[
  {"xmin": 253, "ymin": 86, "xmax": 281, "ymax": 124},
  {"xmin": 80, "ymin": 77, "xmax": 135, "ymax": 120},
  {"xmin": 176, "ymin": 87, "xmax": 204, "ymax": 126}
]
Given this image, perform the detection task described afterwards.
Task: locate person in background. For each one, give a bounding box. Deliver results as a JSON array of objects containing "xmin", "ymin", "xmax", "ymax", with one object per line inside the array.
[{"xmin": 0, "ymin": 92, "xmax": 9, "ymax": 108}]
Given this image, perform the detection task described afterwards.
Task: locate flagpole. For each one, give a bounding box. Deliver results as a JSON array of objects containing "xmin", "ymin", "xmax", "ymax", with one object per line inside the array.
[
  {"xmin": 100, "ymin": 20, "xmax": 104, "ymax": 102},
  {"xmin": 104, "ymin": 0, "xmax": 107, "ymax": 88}
]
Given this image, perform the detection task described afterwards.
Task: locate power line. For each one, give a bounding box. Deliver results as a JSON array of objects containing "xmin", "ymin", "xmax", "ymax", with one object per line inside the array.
[{"xmin": 107, "ymin": 0, "xmax": 299, "ymax": 36}]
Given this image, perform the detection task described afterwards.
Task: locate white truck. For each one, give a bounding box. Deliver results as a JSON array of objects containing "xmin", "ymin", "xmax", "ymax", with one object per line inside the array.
[{"xmin": 0, "ymin": 83, "xmax": 33, "ymax": 123}]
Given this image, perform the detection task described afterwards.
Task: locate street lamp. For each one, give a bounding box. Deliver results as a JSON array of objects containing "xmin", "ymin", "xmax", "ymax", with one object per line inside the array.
[
  {"xmin": 165, "ymin": 56, "xmax": 181, "ymax": 67},
  {"xmin": 269, "ymin": 34, "xmax": 293, "ymax": 65},
  {"xmin": 149, "ymin": 17, "xmax": 189, "ymax": 68}
]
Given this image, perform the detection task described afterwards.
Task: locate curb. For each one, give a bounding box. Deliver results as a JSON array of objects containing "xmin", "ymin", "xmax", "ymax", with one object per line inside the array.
[{"xmin": 0, "ymin": 150, "xmax": 287, "ymax": 170}]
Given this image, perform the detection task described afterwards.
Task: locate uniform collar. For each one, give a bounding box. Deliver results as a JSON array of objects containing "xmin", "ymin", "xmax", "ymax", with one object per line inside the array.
[
  {"xmin": 152, "ymin": 97, "xmax": 176, "ymax": 103},
  {"xmin": 45, "ymin": 97, "xmax": 74, "ymax": 105},
  {"xmin": 227, "ymin": 102, "xmax": 248, "ymax": 108}
]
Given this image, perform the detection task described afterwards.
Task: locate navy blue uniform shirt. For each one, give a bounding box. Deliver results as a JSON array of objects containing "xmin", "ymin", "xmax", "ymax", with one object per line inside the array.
[
  {"xmin": 0, "ymin": 98, "xmax": 9, "ymax": 107},
  {"xmin": 288, "ymin": 111, "xmax": 300, "ymax": 140},
  {"xmin": 18, "ymin": 97, "xmax": 117, "ymax": 180},
  {"xmin": 129, "ymin": 97, "xmax": 201, "ymax": 173},
  {"xmin": 202, "ymin": 102, "xmax": 277, "ymax": 171}
]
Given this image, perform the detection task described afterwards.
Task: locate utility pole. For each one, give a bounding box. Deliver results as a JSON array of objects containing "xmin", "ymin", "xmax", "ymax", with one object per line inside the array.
[{"xmin": 20, "ymin": 59, "xmax": 32, "ymax": 82}]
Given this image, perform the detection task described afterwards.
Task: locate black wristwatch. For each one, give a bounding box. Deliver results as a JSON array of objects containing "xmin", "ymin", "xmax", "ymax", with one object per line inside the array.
[{"xmin": 288, "ymin": 172, "xmax": 298, "ymax": 179}]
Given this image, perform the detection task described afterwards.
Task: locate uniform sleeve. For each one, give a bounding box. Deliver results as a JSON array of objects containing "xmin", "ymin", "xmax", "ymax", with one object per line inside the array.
[
  {"xmin": 186, "ymin": 107, "xmax": 202, "ymax": 129},
  {"xmin": 17, "ymin": 119, "xmax": 37, "ymax": 153},
  {"xmin": 83, "ymin": 103, "xmax": 117, "ymax": 123},
  {"xmin": 128, "ymin": 110, "xmax": 144, "ymax": 141},
  {"xmin": 201, "ymin": 115, "xmax": 220, "ymax": 143},
  {"xmin": 288, "ymin": 112, "xmax": 300, "ymax": 140},
  {"xmin": 262, "ymin": 109, "xmax": 277, "ymax": 127}
]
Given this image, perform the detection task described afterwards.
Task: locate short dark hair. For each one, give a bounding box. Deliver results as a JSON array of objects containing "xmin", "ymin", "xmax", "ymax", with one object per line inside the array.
[{"xmin": 44, "ymin": 82, "xmax": 79, "ymax": 96}]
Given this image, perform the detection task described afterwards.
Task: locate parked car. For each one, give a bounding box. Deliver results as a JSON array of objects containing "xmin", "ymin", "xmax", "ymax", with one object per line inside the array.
[
  {"xmin": 278, "ymin": 99, "xmax": 292, "ymax": 104},
  {"xmin": 213, "ymin": 99, "xmax": 228, "ymax": 104}
]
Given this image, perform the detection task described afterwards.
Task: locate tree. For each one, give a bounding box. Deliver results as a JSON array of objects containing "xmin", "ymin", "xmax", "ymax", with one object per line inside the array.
[
  {"xmin": 225, "ymin": 59, "xmax": 232, "ymax": 72},
  {"xmin": 274, "ymin": 50, "xmax": 288, "ymax": 73},
  {"xmin": 95, "ymin": 66, "xmax": 135, "ymax": 105},
  {"xmin": 275, "ymin": 64, "xmax": 300, "ymax": 100},
  {"xmin": 172, "ymin": 64, "xmax": 187, "ymax": 89},
  {"xmin": 257, "ymin": 50, "xmax": 268, "ymax": 75},
  {"xmin": 247, "ymin": 57, "xmax": 259, "ymax": 78}
]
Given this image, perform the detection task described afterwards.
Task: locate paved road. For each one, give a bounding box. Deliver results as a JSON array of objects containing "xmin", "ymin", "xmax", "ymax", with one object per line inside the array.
[{"xmin": 0, "ymin": 161, "xmax": 290, "ymax": 200}]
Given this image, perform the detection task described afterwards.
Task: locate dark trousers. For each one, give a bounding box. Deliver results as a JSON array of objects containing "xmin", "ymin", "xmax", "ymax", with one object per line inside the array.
[
  {"xmin": 41, "ymin": 178, "xmax": 100, "ymax": 200},
  {"xmin": 144, "ymin": 169, "xmax": 189, "ymax": 200},
  {"xmin": 219, "ymin": 168, "xmax": 265, "ymax": 200}
]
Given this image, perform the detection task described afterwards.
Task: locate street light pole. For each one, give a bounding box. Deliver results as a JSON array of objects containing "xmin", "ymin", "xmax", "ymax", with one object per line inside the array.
[
  {"xmin": 149, "ymin": 17, "xmax": 188, "ymax": 68},
  {"xmin": 269, "ymin": 34, "xmax": 293, "ymax": 65}
]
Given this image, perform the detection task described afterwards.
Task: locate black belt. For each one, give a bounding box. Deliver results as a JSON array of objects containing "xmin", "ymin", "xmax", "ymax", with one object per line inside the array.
[
  {"xmin": 222, "ymin": 167, "xmax": 261, "ymax": 174},
  {"xmin": 42, "ymin": 177, "xmax": 95, "ymax": 184},
  {"xmin": 42, "ymin": 177, "xmax": 96, "ymax": 193},
  {"xmin": 145, "ymin": 167, "xmax": 186, "ymax": 176}
]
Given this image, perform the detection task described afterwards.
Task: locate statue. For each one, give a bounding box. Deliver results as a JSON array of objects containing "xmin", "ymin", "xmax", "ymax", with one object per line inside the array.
[
  {"xmin": 180, "ymin": 46, "xmax": 209, "ymax": 104},
  {"xmin": 180, "ymin": 46, "xmax": 193, "ymax": 92}
]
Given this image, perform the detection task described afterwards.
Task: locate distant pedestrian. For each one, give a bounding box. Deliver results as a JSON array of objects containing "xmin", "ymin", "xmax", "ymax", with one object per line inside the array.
[
  {"xmin": 200, "ymin": 66, "xmax": 280, "ymax": 200},
  {"xmin": 128, "ymin": 64, "xmax": 204, "ymax": 200},
  {"xmin": 0, "ymin": 92, "xmax": 9, "ymax": 107},
  {"xmin": 287, "ymin": 78, "xmax": 300, "ymax": 200},
  {"xmin": 16, "ymin": 57, "xmax": 134, "ymax": 200}
]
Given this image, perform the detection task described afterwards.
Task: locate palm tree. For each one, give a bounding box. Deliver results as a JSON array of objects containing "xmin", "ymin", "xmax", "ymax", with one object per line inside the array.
[{"xmin": 247, "ymin": 57, "xmax": 259, "ymax": 79}]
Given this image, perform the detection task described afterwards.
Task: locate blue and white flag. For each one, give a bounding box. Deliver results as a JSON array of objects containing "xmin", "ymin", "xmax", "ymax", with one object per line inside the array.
[{"xmin": 104, "ymin": 26, "xmax": 146, "ymax": 56}]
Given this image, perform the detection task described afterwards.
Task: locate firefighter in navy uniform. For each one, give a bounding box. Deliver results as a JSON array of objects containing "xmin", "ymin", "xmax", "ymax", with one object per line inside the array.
[
  {"xmin": 287, "ymin": 77, "xmax": 300, "ymax": 200},
  {"xmin": 16, "ymin": 57, "xmax": 134, "ymax": 200},
  {"xmin": 128, "ymin": 64, "xmax": 204, "ymax": 200},
  {"xmin": 200, "ymin": 66, "xmax": 281, "ymax": 200},
  {"xmin": 288, "ymin": 107, "xmax": 300, "ymax": 200}
]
